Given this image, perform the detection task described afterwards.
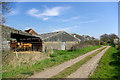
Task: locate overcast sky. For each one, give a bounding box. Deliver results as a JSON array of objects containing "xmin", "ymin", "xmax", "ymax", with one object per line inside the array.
[{"xmin": 5, "ymin": 2, "xmax": 118, "ymax": 38}]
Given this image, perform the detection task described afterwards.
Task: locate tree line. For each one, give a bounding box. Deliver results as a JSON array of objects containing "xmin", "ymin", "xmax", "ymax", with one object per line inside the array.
[{"xmin": 100, "ymin": 33, "xmax": 120, "ymax": 49}]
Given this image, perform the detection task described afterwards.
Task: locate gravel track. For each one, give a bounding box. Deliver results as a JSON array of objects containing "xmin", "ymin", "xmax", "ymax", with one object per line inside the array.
[
  {"xmin": 67, "ymin": 46, "xmax": 110, "ymax": 78},
  {"xmin": 29, "ymin": 46, "xmax": 105, "ymax": 78}
]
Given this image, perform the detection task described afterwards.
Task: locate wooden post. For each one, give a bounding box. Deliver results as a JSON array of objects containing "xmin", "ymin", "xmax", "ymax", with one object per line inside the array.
[{"xmin": 15, "ymin": 48, "xmax": 18, "ymax": 58}]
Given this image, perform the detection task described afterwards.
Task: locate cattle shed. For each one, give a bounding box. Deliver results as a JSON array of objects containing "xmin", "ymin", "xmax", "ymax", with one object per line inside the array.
[
  {"xmin": 39, "ymin": 31, "xmax": 80, "ymax": 51},
  {"xmin": 1, "ymin": 25, "xmax": 43, "ymax": 52}
]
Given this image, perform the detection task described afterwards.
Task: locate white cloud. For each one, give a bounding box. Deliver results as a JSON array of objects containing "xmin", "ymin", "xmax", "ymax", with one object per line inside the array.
[
  {"xmin": 42, "ymin": 17, "xmax": 49, "ymax": 21},
  {"xmin": 27, "ymin": 6, "xmax": 71, "ymax": 18},
  {"xmin": 71, "ymin": 16, "xmax": 80, "ymax": 20},
  {"xmin": 41, "ymin": 7, "xmax": 62, "ymax": 16},
  {"xmin": 62, "ymin": 16, "xmax": 80, "ymax": 22},
  {"xmin": 52, "ymin": 26, "xmax": 78, "ymax": 32},
  {"xmin": 27, "ymin": 8, "xmax": 39, "ymax": 17},
  {"xmin": 80, "ymin": 20, "xmax": 98, "ymax": 23},
  {"xmin": 62, "ymin": 17, "xmax": 98, "ymax": 24}
]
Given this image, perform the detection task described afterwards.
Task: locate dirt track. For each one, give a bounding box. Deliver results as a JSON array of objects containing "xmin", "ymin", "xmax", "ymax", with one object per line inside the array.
[
  {"xmin": 29, "ymin": 46, "xmax": 105, "ymax": 78},
  {"xmin": 67, "ymin": 46, "xmax": 110, "ymax": 78}
]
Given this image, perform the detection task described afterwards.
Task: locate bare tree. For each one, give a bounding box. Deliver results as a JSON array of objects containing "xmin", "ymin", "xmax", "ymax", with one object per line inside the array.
[{"xmin": 0, "ymin": 2, "xmax": 12, "ymax": 24}]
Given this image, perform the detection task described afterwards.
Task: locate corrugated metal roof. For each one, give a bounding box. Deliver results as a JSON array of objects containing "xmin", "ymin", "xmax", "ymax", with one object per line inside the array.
[
  {"xmin": 1, "ymin": 25, "xmax": 42, "ymax": 39},
  {"xmin": 39, "ymin": 31, "xmax": 64, "ymax": 40}
]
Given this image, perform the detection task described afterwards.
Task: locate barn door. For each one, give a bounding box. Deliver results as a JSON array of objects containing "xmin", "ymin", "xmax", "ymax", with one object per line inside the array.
[{"xmin": 61, "ymin": 42, "xmax": 66, "ymax": 50}]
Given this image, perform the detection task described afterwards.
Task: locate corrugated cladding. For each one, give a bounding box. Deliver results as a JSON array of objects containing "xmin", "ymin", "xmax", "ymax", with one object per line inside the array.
[
  {"xmin": 41, "ymin": 32, "xmax": 80, "ymax": 42},
  {"xmin": 74, "ymin": 34, "xmax": 85, "ymax": 42}
]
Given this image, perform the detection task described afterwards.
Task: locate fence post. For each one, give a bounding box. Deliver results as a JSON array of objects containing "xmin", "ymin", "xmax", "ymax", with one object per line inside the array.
[{"xmin": 15, "ymin": 48, "xmax": 18, "ymax": 58}]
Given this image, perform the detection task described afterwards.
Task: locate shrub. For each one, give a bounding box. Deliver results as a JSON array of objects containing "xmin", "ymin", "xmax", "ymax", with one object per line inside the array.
[
  {"xmin": 50, "ymin": 53, "xmax": 57, "ymax": 57},
  {"xmin": 70, "ymin": 40, "xmax": 100, "ymax": 51},
  {"xmin": 2, "ymin": 50, "xmax": 15, "ymax": 66},
  {"xmin": 117, "ymin": 43, "xmax": 120, "ymax": 50}
]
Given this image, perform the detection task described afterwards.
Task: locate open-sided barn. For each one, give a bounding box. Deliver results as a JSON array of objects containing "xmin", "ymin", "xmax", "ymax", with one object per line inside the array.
[
  {"xmin": 39, "ymin": 31, "xmax": 80, "ymax": 50},
  {"xmin": 1, "ymin": 25, "xmax": 43, "ymax": 52}
]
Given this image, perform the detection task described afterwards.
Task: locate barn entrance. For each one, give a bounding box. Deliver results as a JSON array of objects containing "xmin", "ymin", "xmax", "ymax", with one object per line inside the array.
[
  {"xmin": 61, "ymin": 42, "xmax": 66, "ymax": 50},
  {"xmin": 10, "ymin": 33, "xmax": 43, "ymax": 52}
]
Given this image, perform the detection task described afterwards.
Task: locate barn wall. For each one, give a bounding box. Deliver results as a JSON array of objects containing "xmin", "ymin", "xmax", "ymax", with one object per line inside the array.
[
  {"xmin": 1, "ymin": 25, "xmax": 23, "ymax": 51},
  {"xmin": 0, "ymin": 25, "xmax": 2, "ymax": 51},
  {"xmin": 32, "ymin": 43, "xmax": 42, "ymax": 52},
  {"xmin": 66, "ymin": 41, "xmax": 79, "ymax": 50},
  {"xmin": 2, "ymin": 25, "xmax": 12, "ymax": 51},
  {"xmin": 42, "ymin": 41, "xmax": 79, "ymax": 51},
  {"xmin": 43, "ymin": 42, "xmax": 62, "ymax": 51}
]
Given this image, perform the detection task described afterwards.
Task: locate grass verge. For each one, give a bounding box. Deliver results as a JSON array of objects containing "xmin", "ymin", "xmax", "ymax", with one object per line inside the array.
[
  {"xmin": 52, "ymin": 47, "xmax": 106, "ymax": 78},
  {"xmin": 90, "ymin": 47, "xmax": 120, "ymax": 79},
  {"xmin": 2, "ymin": 45, "xmax": 102, "ymax": 78}
]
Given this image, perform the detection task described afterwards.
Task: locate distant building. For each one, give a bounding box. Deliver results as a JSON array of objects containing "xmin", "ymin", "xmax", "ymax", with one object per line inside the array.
[
  {"xmin": 25, "ymin": 29, "xmax": 38, "ymax": 35},
  {"xmin": 71, "ymin": 33, "xmax": 96, "ymax": 41},
  {"xmin": 82, "ymin": 35, "xmax": 96, "ymax": 41},
  {"xmin": 71, "ymin": 33, "xmax": 86, "ymax": 42},
  {"xmin": 39, "ymin": 31, "xmax": 80, "ymax": 50}
]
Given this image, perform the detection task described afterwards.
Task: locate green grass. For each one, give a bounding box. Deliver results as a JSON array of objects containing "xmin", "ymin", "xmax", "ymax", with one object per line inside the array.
[
  {"xmin": 2, "ymin": 45, "xmax": 102, "ymax": 78},
  {"xmin": 90, "ymin": 47, "xmax": 120, "ymax": 79},
  {"xmin": 52, "ymin": 47, "xmax": 106, "ymax": 78}
]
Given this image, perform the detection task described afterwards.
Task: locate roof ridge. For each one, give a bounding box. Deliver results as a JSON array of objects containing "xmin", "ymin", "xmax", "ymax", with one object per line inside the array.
[
  {"xmin": 41, "ymin": 31, "xmax": 64, "ymax": 40},
  {"xmin": 71, "ymin": 33, "xmax": 82, "ymax": 36},
  {"xmin": 68, "ymin": 33, "xmax": 81, "ymax": 42},
  {"xmin": 39, "ymin": 31, "xmax": 64, "ymax": 35},
  {"xmin": 43, "ymin": 31, "xmax": 80, "ymax": 41}
]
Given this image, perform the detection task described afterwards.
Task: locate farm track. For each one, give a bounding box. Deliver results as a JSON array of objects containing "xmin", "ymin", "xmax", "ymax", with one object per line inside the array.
[
  {"xmin": 29, "ymin": 46, "xmax": 106, "ymax": 78},
  {"xmin": 67, "ymin": 46, "xmax": 110, "ymax": 78}
]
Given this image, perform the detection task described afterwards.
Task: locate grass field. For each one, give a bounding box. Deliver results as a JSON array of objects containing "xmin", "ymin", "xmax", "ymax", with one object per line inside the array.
[
  {"xmin": 2, "ymin": 45, "xmax": 102, "ymax": 78},
  {"xmin": 52, "ymin": 47, "xmax": 106, "ymax": 78},
  {"xmin": 90, "ymin": 47, "xmax": 120, "ymax": 79}
]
